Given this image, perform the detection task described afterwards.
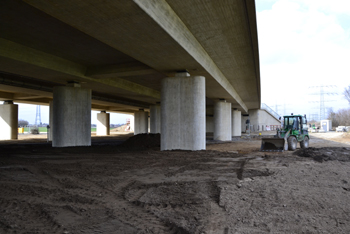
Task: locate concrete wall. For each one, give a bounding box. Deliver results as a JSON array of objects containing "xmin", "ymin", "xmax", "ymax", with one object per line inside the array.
[
  {"xmin": 97, "ymin": 112, "xmax": 110, "ymax": 135},
  {"xmin": 0, "ymin": 103, "xmax": 18, "ymax": 140},
  {"xmin": 248, "ymin": 109, "xmax": 259, "ymax": 132},
  {"xmin": 242, "ymin": 115, "xmax": 249, "ymax": 133},
  {"xmin": 52, "ymin": 86, "xmax": 91, "ymax": 147},
  {"xmin": 161, "ymin": 75, "xmax": 205, "ymax": 150},
  {"xmin": 248, "ymin": 109, "xmax": 281, "ymax": 132}
]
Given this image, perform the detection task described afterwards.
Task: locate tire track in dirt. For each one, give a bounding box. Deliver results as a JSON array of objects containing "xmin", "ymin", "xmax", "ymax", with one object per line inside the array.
[
  {"xmin": 0, "ymin": 198, "xmax": 64, "ymax": 234},
  {"xmin": 51, "ymin": 172, "xmax": 177, "ymax": 233}
]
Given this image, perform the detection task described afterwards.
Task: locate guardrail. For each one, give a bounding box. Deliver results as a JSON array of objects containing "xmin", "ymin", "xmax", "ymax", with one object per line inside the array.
[{"xmin": 261, "ymin": 103, "xmax": 281, "ymax": 120}]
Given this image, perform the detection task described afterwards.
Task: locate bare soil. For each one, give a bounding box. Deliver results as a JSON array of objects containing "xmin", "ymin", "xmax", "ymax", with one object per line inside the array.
[{"xmin": 0, "ymin": 132, "xmax": 349, "ymax": 233}]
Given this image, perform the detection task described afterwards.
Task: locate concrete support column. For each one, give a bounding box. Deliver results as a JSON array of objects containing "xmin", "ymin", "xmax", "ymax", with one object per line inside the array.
[
  {"xmin": 52, "ymin": 86, "xmax": 91, "ymax": 147},
  {"xmin": 232, "ymin": 109, "xmax": 242, "ymax": 136},
  {"xmin": 161, "ymin": 73, "xmax": 205, "ymax": 150},
  {"xmin": 248, "ymin": 109, "xmax": 259, "ymax": 132},
  {"xmin": 214, "ymin": 100, "xmax": 232, "ymax": 141},
  {"xmin": 134, "ymin": 109, "xmax": 148, "ymax": 135},
  {"xmin": 0, "ymin": 101, "xmax": 18, "ymax": 140},
  {"xmin": 206, "ymin": 116, "xmax": 214, "ymax": 133},
  {"xmin": 48, "ymin": 101, "xmax": 53, "ymax": 141},
  {"xmin": 150, "ymin": 104, "xmax": 161, "ymax": 133},
  {"xmin": 97, "ymin": 111, "xmax": 110, "ymax": 136}
]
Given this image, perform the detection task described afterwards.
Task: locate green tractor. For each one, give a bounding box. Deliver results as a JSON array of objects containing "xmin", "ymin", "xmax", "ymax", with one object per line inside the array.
[{"xmin": 261, "ymin": 114, "xmax": 309, "ymax": 152}]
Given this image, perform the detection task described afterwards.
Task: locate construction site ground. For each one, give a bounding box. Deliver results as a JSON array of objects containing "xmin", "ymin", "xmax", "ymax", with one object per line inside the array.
[{"xmin": 0, "ymin": 131, "xmax": 349, "ymax": 233}]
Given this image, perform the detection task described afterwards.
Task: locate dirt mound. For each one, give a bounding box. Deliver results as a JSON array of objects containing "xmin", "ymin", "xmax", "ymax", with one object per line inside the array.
[
  {"xmin": 251, "ymin": 134, "xmax": 275, "ymax": 139},
  {"xmin": 110, "ymin": 125, "xmax": 128, "ymax": 132},
  {"xmin": 294, "ymin": 147, "xmax": 350, "ymax": 162},
  {"xmin": 121, "ymin": 133, "xmax": 160, "ymax": 149}
]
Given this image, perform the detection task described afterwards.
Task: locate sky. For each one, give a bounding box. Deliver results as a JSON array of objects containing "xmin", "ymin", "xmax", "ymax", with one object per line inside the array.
[
  {"xmin": 7, "ymin": 0, "xmax": 350, "ymax": 124},
  {"xmin": 256, "ymin": 0, "xmax": 350, "ymax": 119}
]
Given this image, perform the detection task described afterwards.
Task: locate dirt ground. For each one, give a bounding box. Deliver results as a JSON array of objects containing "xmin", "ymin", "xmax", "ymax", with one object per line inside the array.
[{"xmin": 0, "ymin": 132, "xmax": 349, "ymax": 233}]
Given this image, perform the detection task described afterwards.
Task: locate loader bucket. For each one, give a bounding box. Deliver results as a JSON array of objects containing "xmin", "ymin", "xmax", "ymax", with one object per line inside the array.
[{"xmin": 260, "ymin": 138, "xmax": 285, "ymax": 152}]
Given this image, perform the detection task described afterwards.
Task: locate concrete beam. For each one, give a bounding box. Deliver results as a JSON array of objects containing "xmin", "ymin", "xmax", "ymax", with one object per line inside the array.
[
  {"xmin": 13, "ymin": 94, "xmax": 48, "ymax": 100},
  {"xmin": 12, "ymin": 98, "xmax": 53, "ymax": 105},
  {"xmin": 87, "ymin": 62, "xmax": 157, "ymax": 78},
  {"xmin": 0, "ymin": 38, "xmax": 160, "ymax": 99},
  {"xmin": 0, "ymin": 91, "xmax": 14, "ymax": 100},
  {"xmin": 23, "ymin": 0, "xmax": 249, "ymax": 112},
  {"xmin": 133, "ymin": 0, "xmax": 248, "ymax": 112}
]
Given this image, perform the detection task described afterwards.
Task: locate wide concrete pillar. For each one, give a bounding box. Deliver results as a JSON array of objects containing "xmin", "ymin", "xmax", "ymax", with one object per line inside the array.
[
  {"xmin": 134, "ymin": 109, "xmax": 148, "ymax": 135},
  {"xmin": 150, "ymin": 104, "xmax": 161, "ymax": 133},
  {"xmin": 214, "ymin": 100, "xmax": 232, "ymax": 141},
  {"xmin": 161, "ymin": 73, "xmax": 205, "ymax": 150},
  {"xmin": 97, "ymin": 111, "xmax": 110, "ymax": 136},
  {"xmin": 52, "ymin": 86, "xmax": 91, "ymax": 147},
  {"xmin": 48, "ymin": 101, "xmax": 53, "ymax": 141},
  {"xmin": 232, "ymin": 109, "xmax": 242, "ymax": 136},
  {"xmin": 0, "ymin": 101, "xmax": 18, "ymax": 140},
  {"xmin": 248, "ymin": 109, "xmax": 259, "ymax": 132},
  {"xmin": 206, "ymin": 116, "xmax": 214, "ymax": 133}
]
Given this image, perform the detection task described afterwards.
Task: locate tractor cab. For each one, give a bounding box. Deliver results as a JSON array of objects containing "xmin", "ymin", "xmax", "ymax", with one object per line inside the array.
[{"xmin": 282, "ymin": 114, "xmax": 308, "ymax": 141}]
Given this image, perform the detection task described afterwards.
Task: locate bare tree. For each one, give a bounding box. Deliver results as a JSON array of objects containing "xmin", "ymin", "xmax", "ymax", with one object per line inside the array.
[
  {"xmin": 344, "ymin": 85, "xmax": 350, "ymax": 105},
  {"xmin": 18, "ymin": 119, "xmax": 29, "ymax": 127},
  {"xmin": 327, "ymin": 108, "xmax": 339, "ymax": 126},
  {"xmin": 328, "ymin": 108, "xmax": 350, "ymax": 126}
]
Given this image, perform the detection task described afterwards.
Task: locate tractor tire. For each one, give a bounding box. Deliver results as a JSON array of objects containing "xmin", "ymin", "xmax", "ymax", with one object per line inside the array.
[
  {"xmin": 287, "ymin": 136, "xmax": 297, "ymax": 151},
  {"xmin": 300, "ymin": 136, "xmax": 309, "ymax": 149}
]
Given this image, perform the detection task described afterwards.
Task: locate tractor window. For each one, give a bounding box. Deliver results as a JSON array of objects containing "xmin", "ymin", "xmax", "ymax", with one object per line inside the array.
[
  {"xmin": 284, "ymin": 117, "xmax": 298, "ymax": 129},
  {"xmin": 301, "ymin": 117, "xmax": 308, "ymax": 130}
]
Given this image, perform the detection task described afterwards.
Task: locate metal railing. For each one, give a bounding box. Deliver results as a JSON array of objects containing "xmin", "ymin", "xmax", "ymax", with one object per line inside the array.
[{"xmin": 261, "ymin": 103, "xmax": 281, "ymax": 120}]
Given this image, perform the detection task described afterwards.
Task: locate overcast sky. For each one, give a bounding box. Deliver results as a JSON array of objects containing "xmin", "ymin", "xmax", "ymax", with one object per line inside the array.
[
  {"xmin": 256, "ymin": 0, "xmax": 350, "ymax": 119},
  {"xmin": 9, "ymin": 0, "xmax": 350, "ymax": 124}
]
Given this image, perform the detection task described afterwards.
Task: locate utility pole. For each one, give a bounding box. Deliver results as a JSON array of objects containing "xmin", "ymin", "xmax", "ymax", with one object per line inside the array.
[
  {"xmin": 308, "ymin": 85, "xmax": 338, "ymax": 121},
  {"xmin": 35, "ymin": 105, "xmax": 41, "ymax": 127}
]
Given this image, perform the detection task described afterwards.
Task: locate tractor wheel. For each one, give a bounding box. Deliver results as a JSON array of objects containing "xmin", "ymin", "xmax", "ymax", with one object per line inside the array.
[
  {"xmin": 300, "ymin": 136, "xmax": 309, "ymax": 149},
  {"xmin": 287, "ymin": 136, "xmax": 297, "ymax": 151}
]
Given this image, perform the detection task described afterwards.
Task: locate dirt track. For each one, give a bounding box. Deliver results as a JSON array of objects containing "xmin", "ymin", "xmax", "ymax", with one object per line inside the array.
[{"xmin": 0, "ymin": 132, "xmax": 349, "ymax": 233}]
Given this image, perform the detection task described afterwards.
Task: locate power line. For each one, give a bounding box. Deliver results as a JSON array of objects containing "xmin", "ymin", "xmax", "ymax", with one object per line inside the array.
[{"xmin": 308, "ymin": 85, "xmax": 338, "ymax": 121}]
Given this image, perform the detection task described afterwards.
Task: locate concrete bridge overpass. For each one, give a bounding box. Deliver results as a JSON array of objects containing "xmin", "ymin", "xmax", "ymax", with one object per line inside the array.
[{"xmin": 0, "ymin": 0, "xmax": 260, "ymax": 149}]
